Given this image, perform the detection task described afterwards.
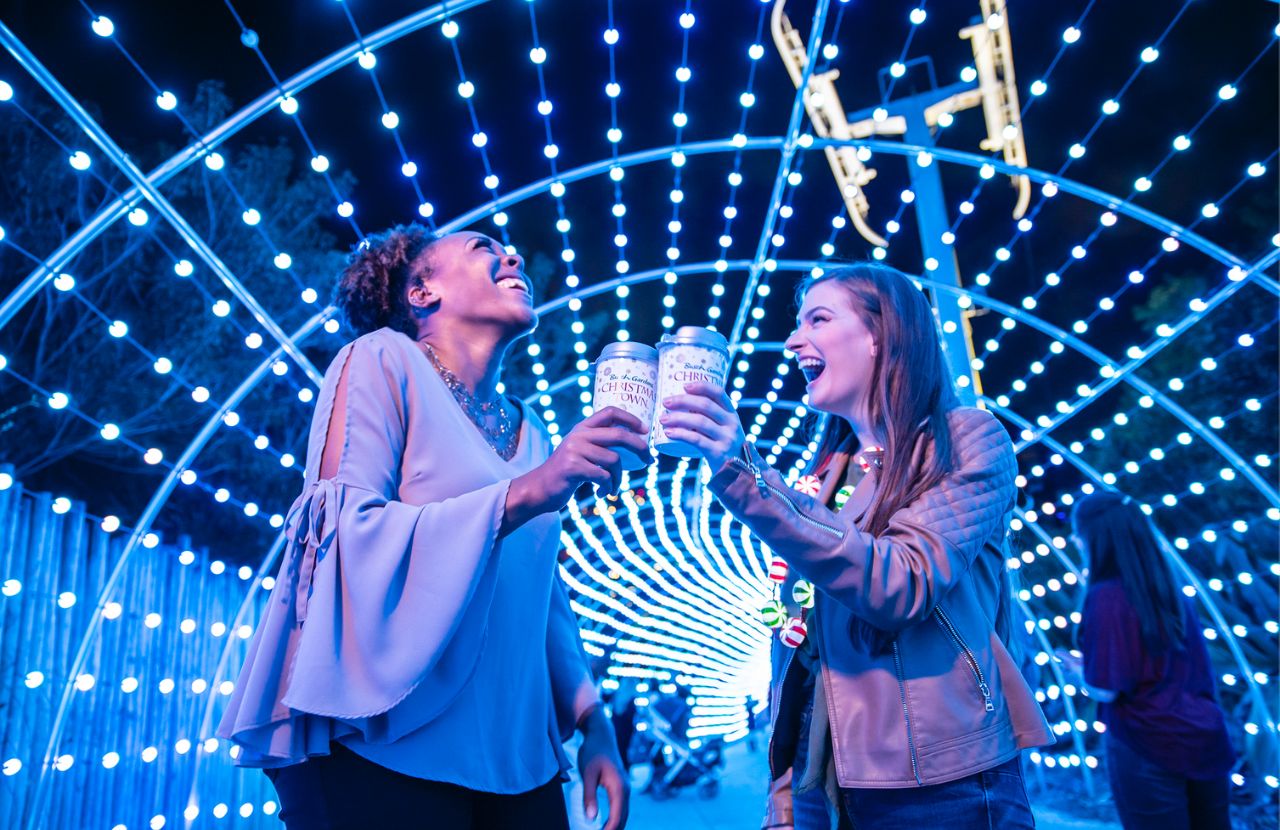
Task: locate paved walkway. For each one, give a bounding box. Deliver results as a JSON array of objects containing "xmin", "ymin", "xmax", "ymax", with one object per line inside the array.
[{"xmin": 571, "ymin": 741, "xmax": 1120, "ymax": 830}]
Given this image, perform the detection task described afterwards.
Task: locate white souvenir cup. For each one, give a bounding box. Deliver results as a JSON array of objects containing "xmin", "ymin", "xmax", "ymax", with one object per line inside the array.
[
  {"xmin": 652, "ymin": 326, "xmax": 730, "ymax": 457},
  {"xmin": 591, "ymin": 342, "xmax": 659, "ymax": 470}
]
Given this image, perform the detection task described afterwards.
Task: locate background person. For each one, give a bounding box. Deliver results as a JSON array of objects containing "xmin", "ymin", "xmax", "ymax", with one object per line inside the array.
[{"xmin": 1068, "ymin": 491, "xmax": 1236, "ymax": 830}]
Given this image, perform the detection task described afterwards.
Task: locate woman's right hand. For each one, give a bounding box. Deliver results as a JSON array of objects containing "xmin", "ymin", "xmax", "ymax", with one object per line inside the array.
[{"xmin": 504, "ymin": 407, "xmax": 649, "ymax": 531}]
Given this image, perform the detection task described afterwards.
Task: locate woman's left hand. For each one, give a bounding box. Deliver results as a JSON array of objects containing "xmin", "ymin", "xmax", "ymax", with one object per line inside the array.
[
  {"xmin": 578, "ymin": 707, "xmax": 630, "ymax": 829},
  {"xmin": 659, "ymin": 381, "xmax": 747, "ymax": 473}
]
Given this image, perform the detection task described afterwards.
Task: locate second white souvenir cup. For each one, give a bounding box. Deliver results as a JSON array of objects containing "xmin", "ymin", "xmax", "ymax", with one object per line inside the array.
[{"xmin": 651, "ymin": 326, "xmax": 730, "ymax": 457}]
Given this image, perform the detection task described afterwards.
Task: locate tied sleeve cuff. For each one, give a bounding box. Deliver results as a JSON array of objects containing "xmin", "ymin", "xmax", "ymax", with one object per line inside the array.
[{"xmin": 284, "ymin": 478, "xmax": 340, "ymax": 623}]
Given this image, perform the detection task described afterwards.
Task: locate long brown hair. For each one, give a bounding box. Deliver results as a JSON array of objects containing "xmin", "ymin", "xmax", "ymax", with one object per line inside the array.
[
  {"xmin": 800, "ymin": 263, "xmax": 960, "ymax": 535},
  {"xmin": 1072, "ymin": 492, "xmax": 1187, "ymax": 653}
]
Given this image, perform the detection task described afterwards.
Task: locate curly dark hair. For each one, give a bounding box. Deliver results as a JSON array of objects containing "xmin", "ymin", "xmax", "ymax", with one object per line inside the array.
[{"xmin": 334, "ymin": 223, "xmax": 437, "ymax": 337}]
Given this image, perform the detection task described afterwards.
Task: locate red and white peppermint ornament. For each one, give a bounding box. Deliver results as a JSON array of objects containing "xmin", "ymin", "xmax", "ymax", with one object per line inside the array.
[
  {"xmin": 768, "ymin": 557, "xmax": 789, "ymax": 583},
  {"xmin": 779, "ymin": 617, "xmax": 808, "ymax": 648},
  {"xmin": 792, "ymin": 475, "xmax": 821, "ymax": 496},
  {"xmin": 856, "ymin": 446, "xmax": 886, "ymax": 473}
]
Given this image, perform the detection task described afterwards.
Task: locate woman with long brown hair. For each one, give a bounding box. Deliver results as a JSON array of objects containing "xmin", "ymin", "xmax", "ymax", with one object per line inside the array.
[
  {"xmin": 661, "ymin": 263, "xmax": 1051, "ymax": 829},
  {"xmin": 1069, "ymin": 492, "xmax": 1234, "ymax": 830},
  {"xmin": 218, "ymin": 224, "xmax": 639, "ymax": 829}
]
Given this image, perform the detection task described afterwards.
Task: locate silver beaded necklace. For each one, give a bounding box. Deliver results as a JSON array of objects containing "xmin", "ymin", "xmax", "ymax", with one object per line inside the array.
[{"xmin": 418, "ymin": 341, "xmax": 520, "ymax": 461}]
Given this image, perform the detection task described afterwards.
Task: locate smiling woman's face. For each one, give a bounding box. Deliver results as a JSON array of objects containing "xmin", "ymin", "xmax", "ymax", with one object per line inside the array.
[
  {"xmin": 783, "ymin": 279, "xmax": 877, "ymax": 420},
  {"xmin": 410, "ymin": 231, "xmax": 538, "ymax": 336}
]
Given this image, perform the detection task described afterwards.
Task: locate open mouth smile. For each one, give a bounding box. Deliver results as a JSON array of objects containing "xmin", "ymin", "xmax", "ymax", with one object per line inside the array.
[
  {"xmin": 496, "ymin": 275, "xmax": 530, "ymax": 294},
  {"xmin": 798, "ymin": 357, "xmax": 826, "ymax": 384}
]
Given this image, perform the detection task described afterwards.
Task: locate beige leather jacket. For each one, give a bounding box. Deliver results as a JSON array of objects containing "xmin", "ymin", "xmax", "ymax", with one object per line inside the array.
[{"xmin": 708, "ymin": 408, "xmax": 1052, "ymax": 823}]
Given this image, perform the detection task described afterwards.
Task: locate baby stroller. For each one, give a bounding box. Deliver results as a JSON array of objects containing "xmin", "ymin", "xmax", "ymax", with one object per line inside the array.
[{"xmin": 634, "ymin": 691, "xmax": 725, "ymax": 800}]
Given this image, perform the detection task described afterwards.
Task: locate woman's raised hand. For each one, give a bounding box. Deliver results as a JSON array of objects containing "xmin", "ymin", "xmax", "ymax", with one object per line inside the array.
[
  {"xmin": 658, "ymin": 381, "xmax": 747, "ymax": 473},
  {"xmin": 505, "ymin": 407, "xmax": 649, "ymax": 530}
]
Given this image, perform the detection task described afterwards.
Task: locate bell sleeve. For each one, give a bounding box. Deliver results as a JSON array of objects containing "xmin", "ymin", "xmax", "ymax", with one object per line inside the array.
[
  {"xmin": 218, "ymin": 332, "xmax": 511, "ymax": 762},
  {"xmin": 547, "ymin": 569, "xmax": 601, "ymax": 740}
]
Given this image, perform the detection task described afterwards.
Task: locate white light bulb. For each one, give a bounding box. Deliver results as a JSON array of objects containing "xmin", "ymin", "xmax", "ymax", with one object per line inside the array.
[
  {"xmin": 381, "ymin": 111, "xmax": 399, "ymax": 130},
  {"xmin": 357, "ymin": 50, "xmax": 376, "ymax": 70},
  {"xmin": 91, "ymin": 16, "xmax": 114, "ymax": 37},
  {"xmin": 1030, "ymin": 80, "xmax": 1047, "ymax": 96},
  {"xmin": 156, "ymin": 91, "xmax": 177, "ymax": 111},
  {"xmin": 278, "ymin": 96, "xmax": 298, "ymax": 115},
  {"xmin": 310, "ymin": 155, "xmax": 329, "ymax": 173},
  {"xmin": 204, "ymin": 152, "xmax": 224, "ymax": 171}
]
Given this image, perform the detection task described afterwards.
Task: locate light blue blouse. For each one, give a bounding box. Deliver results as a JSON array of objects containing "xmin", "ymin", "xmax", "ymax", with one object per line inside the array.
[{"xmin": 218, "ymin": 327, "xmax": 599, "ymax": 794}]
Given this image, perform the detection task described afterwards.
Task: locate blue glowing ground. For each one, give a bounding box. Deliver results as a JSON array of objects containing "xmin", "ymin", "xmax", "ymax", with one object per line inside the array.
[{"xmin": 565, "ymin": 741, "xmax": 1122, "ymax": 830}]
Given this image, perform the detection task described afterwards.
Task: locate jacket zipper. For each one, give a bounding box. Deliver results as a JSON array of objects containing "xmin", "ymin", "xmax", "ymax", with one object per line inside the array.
[
  {"xmin": 933, "ymin": 606, "xmax": 995, "ymax": 712},
  {"xmin": 729, "ymin": 457, "xmax": 846, "ymax": 540},
  {"xmin": 891, "ymin": 639, "xmax": 923, "ymax": 785}
]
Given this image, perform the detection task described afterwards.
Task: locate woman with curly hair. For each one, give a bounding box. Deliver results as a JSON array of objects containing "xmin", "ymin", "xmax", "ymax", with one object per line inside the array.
[
  {"xmin": 219, "ymin": 224, "xmax": 641, "ymax": 829},
  {"xmin": 661, "ymin": 263, "xmax": 1051, "ymax": 829}
]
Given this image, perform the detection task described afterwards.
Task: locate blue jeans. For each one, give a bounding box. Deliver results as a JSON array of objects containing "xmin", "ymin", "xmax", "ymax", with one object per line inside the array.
[
  {"xmin": 790, "ymin": 698, "xmax": 834, "ymax": 830},
  {"xmin": 836, "ymin": 756, "xmax": 1035, "ymax": 830},
  {"xmin": 790, "ymin": 697, "xmax": 1034, "ymax": 830},
  {"xmin": 1106, "ymin": 734, "xmax": 1231, "ymax": 830}
]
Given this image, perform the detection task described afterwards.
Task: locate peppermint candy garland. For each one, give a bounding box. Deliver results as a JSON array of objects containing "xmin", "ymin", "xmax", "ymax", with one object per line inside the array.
[
  {"xmin": 760, "ymin": 599, "xmax": 786, "ymax": 628},
  {"xmin": 791, "ymin": 579, "xmax": 815, "ymax": 608},
  {"xmin": 780, "ymin": 617, "xmax": 808, "ymax": 648},
  {"xmin": 768, "ymin": 557, "xmax": 789, "ymax": 583},
  {"xmin": 792, "ymin": 474, "xmax": 821, "ymax": 496}
]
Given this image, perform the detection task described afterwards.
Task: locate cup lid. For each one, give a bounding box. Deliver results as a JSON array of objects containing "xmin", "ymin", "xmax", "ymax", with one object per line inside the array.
[
  {"xmin": 659, "ymin": 326, "xmax": 729, "ymax": 353},
  {"xmin": 598, "ymin": 341, "xmax": 658, "ymax": 362}
]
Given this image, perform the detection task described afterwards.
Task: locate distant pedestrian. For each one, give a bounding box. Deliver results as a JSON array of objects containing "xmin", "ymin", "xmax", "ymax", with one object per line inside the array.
[{"xmin": 1070, "ymin": 492, "xmax": 1235, "ymax": 830}]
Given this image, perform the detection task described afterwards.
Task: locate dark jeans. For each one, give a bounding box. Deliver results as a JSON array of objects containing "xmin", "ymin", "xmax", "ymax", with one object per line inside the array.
[
  {"xmin": 836, "ymin": 757, "xmax": 1034, "ymax": 830},
  {"xmin": 263, "ymin": 742, "xmax": 570, "ymax": 830},
  {"xmin": 1106, "ymin": 734, "xmax": 1231, "ymax": 830},
  {"xmin": 790, "ymin": 697, "xmax": 1034, "ymax": 830}
]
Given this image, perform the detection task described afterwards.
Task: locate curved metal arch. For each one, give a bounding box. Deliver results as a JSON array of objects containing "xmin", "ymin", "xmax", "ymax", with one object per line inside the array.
[
  {"xmin": 0, "ymin": 22, "xmax": 323, "ymax": 385},
  {"xmin": 528, "ymin": 260, "xmax": 1276, "ymax": 507},
  {"xmin": 436, "ymin": 138, "xmax": 1265, "ymax": 289},
  {"xmin": 187, "ymin": 530, "xmax": 290, "ymax": 816},
  {"xmin": 0, "ymin": 0, "xmax": 491, "ymax": 335},
  {"xmin": 989, "ymin": 402, "xmax": 1277, "ymax": 753},
  {"xmin": 26, "ymin": 310, "xmax": 332, "ymax": 830}
]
